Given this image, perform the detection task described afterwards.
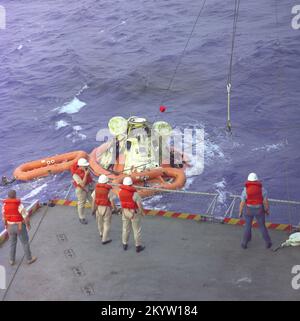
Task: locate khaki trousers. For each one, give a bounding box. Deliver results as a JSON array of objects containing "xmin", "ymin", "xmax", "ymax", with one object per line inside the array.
[
  {"xmin": 75, "ymin": 188, "xmax": 92, "ymax": 219},
  {"xmin": 96, "ymin": 206, "xmax": 112, "ymax": 242},
  {"xmin": 122, "ymin": 209, "xmax": 142, "ymax": 247}
]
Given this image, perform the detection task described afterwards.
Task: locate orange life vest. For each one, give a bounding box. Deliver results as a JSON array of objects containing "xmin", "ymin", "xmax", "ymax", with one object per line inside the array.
[
  {"xmin": 73, "ymin": 168, "xmax": 93, "ymax": 189},
  {"xmin": 245, "ymin": 181, "xmax": 263, "ymax": 206},
  {"xmin": 119, "ymin": 185, "xmax": 138, "ymax": 210},
  {"xmin": 95, "ymin": 183, "xmax": 112, "ymax": 207},
  {"xmin": 3, "ymin": 199, "xmax": 23, "ymax": 223}
]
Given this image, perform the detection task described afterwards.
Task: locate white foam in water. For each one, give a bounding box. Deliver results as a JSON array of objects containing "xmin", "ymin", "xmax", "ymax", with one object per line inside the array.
[
  {"xmin": 56, "ymin": 97, "xmax": 86, "ymax": 114},
  {"xmin": 66, "ymin": 126, "xmax": 87, "ymax": 143},
  {"xmin": 183, "ymin": 177, "xmax": 196, "ymax": 190},
  {"xmin": 143, "ymin": 194, "xmax": 167, "ymax": 210},
  {"xmin": 17, "ymin": 44, "xmax": 23, "ymax": 50},
  {"xmin": 22, "ymin": 183, "xmax": 48, "ymax": 201},
  {"xmin": 214, "ymin": 178, "xmax": 227, "ymax": 205},
  {"xmin": 183, "ymin": 135, "xmax": 225, "ymax": 177},
  {"xmin": 215, "ymin": 178, "xmax": 226, "ymax": 190},
  {"xmin": 100, "ymin": 20, "xmax": 127, "ymax": 34},
  {"xmin": 205, "ymin": 140, "xmax": 225, "ymax": 163},
  {"xmin": 252, "ymin": 141, "xmax": 286, "ymax": 152},
  {"xmin": 78, "ymin": 134, "xmax": 87, "ymax": 140},
  {"xmin": 235, "ymin": 277, "xmax": 252, "ymax": 285},
  {"xmin": 55, "ymin": 120, "xmax": 69, "ymax": 129},
  {"xmin": 76, "ymin": 84, "xmax": 89, "ymax": 96}
]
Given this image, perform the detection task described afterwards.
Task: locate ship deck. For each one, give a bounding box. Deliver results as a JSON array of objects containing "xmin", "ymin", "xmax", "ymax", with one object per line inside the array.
[{"xmin": 0, "ymin": 204, "xmax": 299, "ymax": 301}]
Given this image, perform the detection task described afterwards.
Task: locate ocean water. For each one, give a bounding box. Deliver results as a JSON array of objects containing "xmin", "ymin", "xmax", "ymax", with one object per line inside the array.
[{"xmin": 0, "ymin": 0, "xmax": 300, "ymax": 231}]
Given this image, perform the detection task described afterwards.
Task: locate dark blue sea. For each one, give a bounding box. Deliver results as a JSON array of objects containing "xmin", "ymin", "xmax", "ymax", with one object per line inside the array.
[{"xmin": 0, "ymin": 0, "xmax": 300, "ymax": 231}]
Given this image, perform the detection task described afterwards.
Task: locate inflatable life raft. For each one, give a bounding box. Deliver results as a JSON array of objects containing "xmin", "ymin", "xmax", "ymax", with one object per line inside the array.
[
  {"xmin": 112, "ymin": 167, "xmax": 186, "ymax": 198},
  {"xmin": 13, "ymin": 151, "xmax": 88, "ymax": 181}
]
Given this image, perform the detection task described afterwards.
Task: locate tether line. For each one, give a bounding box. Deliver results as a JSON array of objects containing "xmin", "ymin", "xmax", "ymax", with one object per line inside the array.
[
  {"xmin": 153, "ymin": 0, "xmax": 207, "ymax": 121},
  {"xmin": 226, "ymin": 0, "xmax": 241, "ymax": 133}
]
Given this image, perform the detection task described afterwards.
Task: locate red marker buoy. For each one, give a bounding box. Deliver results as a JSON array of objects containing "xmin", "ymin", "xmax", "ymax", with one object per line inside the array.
[{"xmin": 159, "ymin": 105, "xmax": 166, "ymax": 113}]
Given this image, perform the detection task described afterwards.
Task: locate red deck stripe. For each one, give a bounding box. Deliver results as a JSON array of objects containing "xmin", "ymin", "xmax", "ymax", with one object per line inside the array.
[
  {"xmin": 284, "ymin": 225, "xmax": 292, "ymax": 232},
  {"xmin": 171, "ymin": 213, "xmax": 181, "ymax": 218},
  {"xmin": 49, "ymin": 201, "xmax": 292, "ymax": 231}
]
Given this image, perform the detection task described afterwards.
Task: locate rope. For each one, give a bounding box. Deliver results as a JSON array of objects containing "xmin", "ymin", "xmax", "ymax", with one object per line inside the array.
[
  {"xmin": 274, "ymin": 0, "xmax": 294, "ymax": 232},
  {"xmin": 284, "ymin": 159, "xmax": 294, "ymax": 232},
  {"xmin": 110, "ymin": 181, "xmax": 218, "ymax": 197},
  {"xmin": 110, "ymin": 182, "xmax": 300, "ymax": 205},
  {"xmin": 64, "ymin": 183, "xmax": 73, "ymax": 199},
  {"xmin": 226, "ymin": 0, "xmax": 241, "ymax": 133},
  {"xmin": 229, "ymin": 194, "xmax": 300, "ymax": 206},
  {"xmin": 153, "ymin": 0, "xmax": 207, "ymax": 122}
]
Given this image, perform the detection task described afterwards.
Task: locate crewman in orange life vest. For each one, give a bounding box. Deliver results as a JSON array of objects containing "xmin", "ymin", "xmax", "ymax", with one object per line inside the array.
[
  {"xmin": 2, "ymin": 190, "xmax": 37, "ymax": 266},
  {"xmin": 119, "ymin": 177, "xmax": 145, "ymax": 253},
  {"xmin": 91, "ymin": 174, "xmax": 117, "ymax": 245},
  {"xmin": 239, "ymin": 172, "xmax": 272, "ymax": 249},
  {"xmin": 72, "ymin": 158, "xmax": 94, "ymax": 224}
]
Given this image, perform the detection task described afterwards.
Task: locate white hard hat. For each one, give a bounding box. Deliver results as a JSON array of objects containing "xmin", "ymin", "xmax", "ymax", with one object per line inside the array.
[
  {"xmin": 98, "ymin": 174, "xmax": 109, "ymax": 184},
  {"xmin": 77, "ymin": 158, "xmax": 89, "ymax": 167},
  {"xmin": 248, "ymin": 172, "xmax": 258, "ymax": 181},
  {"xmin": 123, "ymin": 177, "xmax": 133, "ymax": 186}
]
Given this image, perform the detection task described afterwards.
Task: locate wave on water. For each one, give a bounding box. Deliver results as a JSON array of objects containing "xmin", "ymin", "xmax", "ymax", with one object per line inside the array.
[
  {"xmin": 66, "ymin": 126, "xmax": 87, "ymax": 142},
  {"xmin": 214, "ymin": 178, "xmax": 227, "ymax": 204},
  {"xmin": 55, "ymin": 120, "xmax": 69, "ymax": 129},
  {"xmin": 252, "ymin": 140, "xmax": 287, "ymax": 152},
  {"xmin": 22, "ymin": 183, "xmax": 48, "ymax": 201},
  {"xmin": 54, "ymin": 97, "xmax": 87, "ymax": 114}
]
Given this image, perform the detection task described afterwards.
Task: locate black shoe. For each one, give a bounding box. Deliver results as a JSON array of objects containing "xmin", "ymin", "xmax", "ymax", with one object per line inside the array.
[
  {"xmin": 79, "ymin": 218, "xmax": 88, "ymax": 225},
  {"xmin": 136, "ymin": 245, "xmax": 145, "ymax": 253},
  {"xmin": 123, "ymin": 244, "xmax": 128, "ymax": 251},
  {"xmin": 102, "ymin": 240, "xmax": 112, "ymax": 245},
  {"xmin": 266, "ymin": 242, "xmax": 272, "ymax": 249},
  {"xmin": 241, "ymin": 243, "xmax": 247, "ymax": 249}
]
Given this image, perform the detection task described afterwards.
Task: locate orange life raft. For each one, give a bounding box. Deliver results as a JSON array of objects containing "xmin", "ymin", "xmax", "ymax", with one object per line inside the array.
[
  {"xmin": 14, "ymin": 151, "xmax": 88, "ymax": 181},
  {"xmin": 112, "ymin": 167, "xmax": 186, "ymax": 198}
]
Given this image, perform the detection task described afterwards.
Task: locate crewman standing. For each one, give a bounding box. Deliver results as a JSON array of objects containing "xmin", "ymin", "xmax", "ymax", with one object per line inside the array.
[
  {"xmin": 2, "ymin": 190, "xmax": 37, "ymax": 266},
  {"xmin": 92, "ymin": 174, "xmax": 116, "ymax": 245},
  {"xmin": 239, "ymin": 172, "xmax": 272, "ymax": 249},
  {"xmin": 118, "ymin": 177, "xmax": 145, "ymax": 253},
  {"xmin": 72, "ymin": 158, "xmax": 94, "ymax": 224}
]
